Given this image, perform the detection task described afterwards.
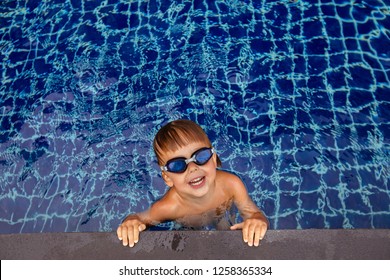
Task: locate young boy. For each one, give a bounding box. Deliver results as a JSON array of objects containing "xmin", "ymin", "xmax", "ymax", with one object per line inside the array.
[{"xmin": 117, "ymin": 119, "xmax": 268, "ymax": 247}]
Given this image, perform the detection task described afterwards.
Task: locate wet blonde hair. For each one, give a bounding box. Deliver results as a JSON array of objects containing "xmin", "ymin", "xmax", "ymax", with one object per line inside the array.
[{"xmin": 153, "ymin": 119, "xmax": 222, "ymax": 167}]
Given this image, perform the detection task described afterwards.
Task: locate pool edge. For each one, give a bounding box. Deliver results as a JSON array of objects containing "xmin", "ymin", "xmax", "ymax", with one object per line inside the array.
[{"xmin": 1, "ymin": 229, "xmax": 389, "ymax": 260}]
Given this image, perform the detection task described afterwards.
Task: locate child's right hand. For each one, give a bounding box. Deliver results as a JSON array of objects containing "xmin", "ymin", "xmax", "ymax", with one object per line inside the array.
[{"xmin": 116, "ymin": 218, "xmax": 146, "ymax": 247}]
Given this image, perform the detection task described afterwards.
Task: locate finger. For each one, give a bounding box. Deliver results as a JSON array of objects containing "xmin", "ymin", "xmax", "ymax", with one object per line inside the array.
[
  {"xmin": 230, "ymin": 222, "xmax": 244, "ymax": 230},
  {"xmin": 117, "ymin": 225, "xmax": 123, "ymax": 240},
  {"xmin": 260, "ymin": 224, "xmax": 267, "ymax": 240},
  {"xmin": 242, "ymin": 223, "xmax": 249, "ymax": 243},
  {"xmin": 139, "ymin": 223, "xmax": 146, "ymax": 232},
  {"xmin": 127, "ymin": 226, "xmax": 135, "ymax": 247},
  {"xmin": 253, "ymin": 227, "xmax": 262, "ymax": 247},
  {"xmin": 133, "ymin": 225, "xmax": 140, "ymax": 244},
  {"xmin": 121, "ymin": 227, "xmax": 129, "ymax": 246},
  {"xmin": 247, "ymin": 224, "xmax": 255, "ymax": 246}
]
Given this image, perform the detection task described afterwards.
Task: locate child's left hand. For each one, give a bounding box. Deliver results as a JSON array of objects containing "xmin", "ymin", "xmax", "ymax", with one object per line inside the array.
[{"xmin": 230, "ymin": 218, "xmax": 268, "ymax": 247}]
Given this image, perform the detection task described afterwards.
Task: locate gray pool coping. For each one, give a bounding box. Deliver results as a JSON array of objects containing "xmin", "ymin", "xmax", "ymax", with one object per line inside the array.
[{"xmin": 0, "ymin": 229, "xmax": 389, "ymax": 260}]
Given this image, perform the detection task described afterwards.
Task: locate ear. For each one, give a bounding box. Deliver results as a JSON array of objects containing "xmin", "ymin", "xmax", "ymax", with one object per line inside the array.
[
  {"xmin": 162, "ymin": 172, "xmax": 174, "ymax": 187},
  {"xmin": 212, "ymin": 153, "xmax": 218, "ymax": 166}
]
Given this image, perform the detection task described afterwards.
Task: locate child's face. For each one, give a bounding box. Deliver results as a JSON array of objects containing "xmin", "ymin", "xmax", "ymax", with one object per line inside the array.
[{"xmin": 160, "ymin": 141, "xmax": 218, "ymax": 199}]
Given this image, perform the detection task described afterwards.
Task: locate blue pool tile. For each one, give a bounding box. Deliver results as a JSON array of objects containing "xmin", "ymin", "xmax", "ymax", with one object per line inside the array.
[
  {"xmin": 311, "ymin": 109, "xmax": 334, "ymax": 126},
  {"xmin": 299, "ymin": 169, "xmax": 322, "ymax": 192},
  {"xmin": 378, "ymin": 123, "xmax": 390, "ymax": 140},
  {"xmin": 277, "ymin": 213, "xmax": 299, "ymax": 229},
  {"xmin": 299, "ymin": 212, "xmax": 325, "ymax": 229},
  {"xmin": 44, "ymin": 218, "xmax": 68, "ymax": 232},
  {"xmin": 307, "ymin": 76, "xmax": 326, "ymax": 90},
  {"xmin": 280, "ymin": 192, "xmax": 299, "ymax": 211},
  {"xmin": 321, "ymin": 4, "xmax": 336, "ymax": 17},
  {"xmin": 279, "ymin": 177, "xmax": 299, "ymax": 192},
  {"xmin": 369, "ymin": 191, "xmax": 390, "ymax": 213},
  {"xmin": 347, "ymin": 213, "xmax": 373, "ymax": 228},
  {"xmin": 325, "ymin": 189, "xmax": 343, "ymax": 209},
  {"xmin": 345, "ymin": 38, "xmax": 359, "ymax": 50},
  {"xmin": 373, "ymin": 214, "xmax": 390, "ymax": 228},
  {"xmin": 280, "ymin": 132, "xmax": 295, "ymax": 151},
  {"xmin": 307, "ymin": 39, "xmax": 329, "ymax": 55},
  {"xmin": 352, "ymin": 107, "xmax": 375, "ymax": 124},
  {"xmin": 377, "ymin": 102, "xmax": 390, "ymax": 120},
  {"xmin": 300, "ymin": 192, "xmax": 322, "ymax": 210},
  {"xmin": 318, "ymin": 129, "xmax": 336, "ymax": 149},
  {"xmin": 325, "ymin": 18, "xmax": 342, "ymax": 37},
  {"xmin": 335, "ymin": 110, "xmax": 352, "ymax": 125},
  {"xmin": 263, "ymin": 197, "xmax": 277, "ymax": 215},
  {"xmin": 344, "ymin": 191, "xmax": 371, "ymax": 212},
  {"xmin": 325, "ymin": 215, "xmax": 345, "ymax": 229}
]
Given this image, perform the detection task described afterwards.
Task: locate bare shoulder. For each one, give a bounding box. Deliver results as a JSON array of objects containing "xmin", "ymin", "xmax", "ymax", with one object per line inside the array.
[
  {"xmin": 144, "ymin": 191, "xmax": 181, "ymax": 224},
  {"xmin": 217, "ymin": 170, "xmax": 262, "ymax": 218},
  {"xmin": 216, "ymin": 170, "xmax": 247, "ymax": 195}
]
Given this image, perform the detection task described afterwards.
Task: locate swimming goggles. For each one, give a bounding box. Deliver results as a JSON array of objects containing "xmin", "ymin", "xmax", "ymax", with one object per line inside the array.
[{"xmin": 160, "ymin": 147, "xmax": 215, "ymax": 173}]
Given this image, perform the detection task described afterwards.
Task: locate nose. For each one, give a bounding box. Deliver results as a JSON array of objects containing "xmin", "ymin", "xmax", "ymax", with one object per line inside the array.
[{"xmin": 187, "ymin": 161, "xmax": 198, "ymax": 172}]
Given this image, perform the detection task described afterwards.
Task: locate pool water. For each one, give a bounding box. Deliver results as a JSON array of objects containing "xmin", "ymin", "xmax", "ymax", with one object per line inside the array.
[{"xmin": 0, "ymin": 0, "xmax": 389, "ymax": 233}]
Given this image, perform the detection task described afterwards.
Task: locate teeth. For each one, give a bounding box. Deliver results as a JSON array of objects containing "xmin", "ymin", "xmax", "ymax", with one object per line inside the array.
[{"xmin": 190, "ymin": 177, "xmax": 203, "ymax": 185}]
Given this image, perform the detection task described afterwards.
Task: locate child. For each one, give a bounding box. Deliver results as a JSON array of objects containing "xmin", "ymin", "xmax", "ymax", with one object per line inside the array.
[{"xmin": 117, "ymin": 119, "xmax": 268, "ymax": 247}]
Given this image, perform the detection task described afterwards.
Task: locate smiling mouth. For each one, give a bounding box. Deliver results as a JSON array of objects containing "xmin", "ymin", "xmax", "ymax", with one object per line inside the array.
[{"xmin": 189, "ymin": 176, "xmax": 205, "ymax": 188}]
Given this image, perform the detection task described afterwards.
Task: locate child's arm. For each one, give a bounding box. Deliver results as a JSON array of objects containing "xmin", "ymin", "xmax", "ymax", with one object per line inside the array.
[
  {"xmin": 228, "ymin": 174, "xmax": 268, "ymax": 247},
  {"xmin": 116, "ymin": 198, "xmax": 176, "ymax": 247},
  {"xmin": 116, "ymin": 213, "xmax": 148, "ymax": 247},
  {"xmin": 230, "ymin": 211, "xmax": 268, "ymax": 247}
]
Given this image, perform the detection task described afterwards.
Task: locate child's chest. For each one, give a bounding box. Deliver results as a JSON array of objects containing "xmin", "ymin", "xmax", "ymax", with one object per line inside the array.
[{"xmin": 175, "ymin": 198, "xmax": 234, "ymax": 229}]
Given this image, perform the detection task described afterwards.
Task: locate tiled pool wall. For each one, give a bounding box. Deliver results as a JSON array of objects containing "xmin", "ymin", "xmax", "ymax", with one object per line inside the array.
[{"xmin": 0, "ymin": 0, "xmax": 389, "ymax": 233}]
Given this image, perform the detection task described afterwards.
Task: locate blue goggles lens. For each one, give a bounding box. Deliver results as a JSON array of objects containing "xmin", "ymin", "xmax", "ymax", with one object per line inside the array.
[{"xmin": 161, "ymin": 147, "xmax": 215, "ymax": 173}]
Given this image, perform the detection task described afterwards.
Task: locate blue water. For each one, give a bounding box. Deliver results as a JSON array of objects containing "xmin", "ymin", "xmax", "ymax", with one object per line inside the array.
[{"xmin": 0, "ymin": 0, "xmax": 389, "ymax": 233}]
